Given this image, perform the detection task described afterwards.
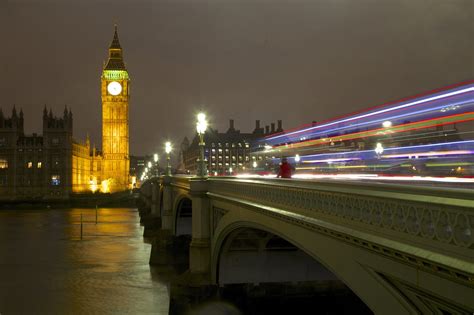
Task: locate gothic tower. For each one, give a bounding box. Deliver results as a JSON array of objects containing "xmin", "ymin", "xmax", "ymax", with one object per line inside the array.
[{"xmin": 101, "ymin": 26, "xmax": 130, "ymax": 192}]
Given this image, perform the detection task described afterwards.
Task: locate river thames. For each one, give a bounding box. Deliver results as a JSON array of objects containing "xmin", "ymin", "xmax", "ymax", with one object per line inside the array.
[
  {"xmin": 0, "ymin": 208, "xmax": 170, "ymax": 314},
  {"xmin": 0, "ymin": 207, "xmax": 372, "ymax": 315}
]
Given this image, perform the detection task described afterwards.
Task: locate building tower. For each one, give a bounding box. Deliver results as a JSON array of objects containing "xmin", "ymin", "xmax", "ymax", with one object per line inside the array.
[{"xmin": 101, "ymin": 25, "xmax": 130, "ymax": 192}]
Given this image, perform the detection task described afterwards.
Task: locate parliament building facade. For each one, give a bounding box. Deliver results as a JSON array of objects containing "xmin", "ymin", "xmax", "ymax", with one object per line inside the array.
[{"xmin": 0, "ymin": 27, "xmax": 130, "ymax": 200}]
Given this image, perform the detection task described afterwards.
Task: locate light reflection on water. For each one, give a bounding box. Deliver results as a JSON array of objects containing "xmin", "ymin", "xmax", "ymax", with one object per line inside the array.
[{"xmin": 0, "ymin": 208, "xmax": 169, "ymax": 314}]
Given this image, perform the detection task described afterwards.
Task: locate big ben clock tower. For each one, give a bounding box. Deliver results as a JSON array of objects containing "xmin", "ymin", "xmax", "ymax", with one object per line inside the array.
[{"xmin": 101, "ymin": 26, "xmax": 130, "ymax": 192}]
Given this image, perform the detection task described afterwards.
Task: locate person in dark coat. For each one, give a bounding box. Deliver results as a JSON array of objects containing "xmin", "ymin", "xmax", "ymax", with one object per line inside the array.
[{"xmin": 277, "ymin": 157, "xmax": 292, "ymax": 178}]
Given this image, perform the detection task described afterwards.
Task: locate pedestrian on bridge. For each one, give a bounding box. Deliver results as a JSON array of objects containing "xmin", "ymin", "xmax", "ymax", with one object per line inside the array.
[{"xmin": 277, "ymin": 157, "xmax": 292, "ymax": 178}]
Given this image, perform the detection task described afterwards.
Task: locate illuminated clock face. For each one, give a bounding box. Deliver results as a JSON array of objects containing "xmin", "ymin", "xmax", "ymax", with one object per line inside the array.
[{"xmin": 107, "ymin": 81, "xmax": 122, "ymax": 96}]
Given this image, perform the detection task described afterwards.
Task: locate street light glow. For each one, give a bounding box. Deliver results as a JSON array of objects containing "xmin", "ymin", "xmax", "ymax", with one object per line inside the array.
[
  {"xmin": 165, "ymin": 141, "xmax": 172, "ymax": 154},
  {"xmin": 153, "ymin": 153, "xmax": 158, "ymax": 162},
  {"xmin": 197, "ymin": 112, "xmax": 206, "ymax": 122},
  {"xmin": 196, "ymin": 112, "xmax": 208, "ymax": 135},
  {"xmin": 375, "ymin": 142, "xmax": 384, "ymax": 155},
  {"xmin": 147, "ymin": 161, "xmax": 152, "ymax": 168},
  {"xmin": 295, "ymin": 154, "xmax": 301, "ymax": 162}
]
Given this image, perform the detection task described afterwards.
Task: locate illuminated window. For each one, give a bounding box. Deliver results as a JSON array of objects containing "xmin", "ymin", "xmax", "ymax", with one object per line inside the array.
[
  {"xmin": 231, "ymin": 143, "xmax": 235, "ymax": 148},
  {"xmin": 218, "ymin": 149, "xmax": 222, "ymax": 153},
  {"xmin": 0, "ymin": 159, "xmax": 8, "ymax": 169},
  {"xmin": 37, "ymin": 162, "xmax": 42, "ymax": 169},
  {"xmin": 225, "ymin": 143, "xmax": 229, "ymax": 147},
  {"xmin": 245, "ymin": 143, "xmax": 249, "ymax": 148},
  {"xmin": 51, "ymin": 175, "xmax": 60, "ymax": 186},
  {"xmin": 27, "ymin": 162, "xmax": 33, "ymax": 168},
  {"xmin": 211, "ymin": 149, "xmax": 215, "ymax": 153}
]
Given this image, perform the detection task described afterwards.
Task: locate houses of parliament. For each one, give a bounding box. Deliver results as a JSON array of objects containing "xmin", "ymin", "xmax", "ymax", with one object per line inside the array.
[{"xmin": 0, "ymin": 27, "xmax": 130, "ymax": 200}]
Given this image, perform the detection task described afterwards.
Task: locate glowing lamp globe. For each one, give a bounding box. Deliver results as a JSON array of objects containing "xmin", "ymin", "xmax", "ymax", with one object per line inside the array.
[{"xmin": 165, "ymin": 142, "xmax": 172, "ymax": 154}]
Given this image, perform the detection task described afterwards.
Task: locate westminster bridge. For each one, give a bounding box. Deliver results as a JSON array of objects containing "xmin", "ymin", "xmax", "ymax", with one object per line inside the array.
[{"xmin": 139, "ymin": 175, "xmax": 474, "ymax": 314}]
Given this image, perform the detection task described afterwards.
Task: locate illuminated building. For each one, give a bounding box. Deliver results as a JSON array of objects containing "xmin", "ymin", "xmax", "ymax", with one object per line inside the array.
[
  {"xmin": 0, "ymin": 26, "xmax": 132, "ymax": 200},
  {"xmin": 100, "ymin": 26, "xmax": 131, "ymax": 192},
  {"xmin": 0, "ymin": 107, "xmax": 95, "ymax": 199},
  {"xmin": 181, "ymin": 119, "xmax": 283, "ymax": 175}
]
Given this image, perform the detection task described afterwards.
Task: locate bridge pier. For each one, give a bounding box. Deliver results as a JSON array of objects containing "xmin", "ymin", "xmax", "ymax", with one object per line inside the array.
[
  {"xmin": 188, "ymin": 178, "xmax": 211, "ymax": 282},
  {"xmin": 138, "ymin": 179, "xmax": 153, "ymax": 223},
  {"xmin": 161, "ymin": 176, "xmax": 174, "ymax": 231},
  {"xmin": 142, "ymin": 179, "xmax": 162, "ymax": 237},
  {"xmin": 149, "ymin": 176, "xmax": 192, "ymax": 267}
]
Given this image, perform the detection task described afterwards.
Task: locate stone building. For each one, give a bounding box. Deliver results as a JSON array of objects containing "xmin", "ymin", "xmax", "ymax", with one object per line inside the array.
[
  {"xmin": 0, "ymin": 26, "xmax": 131, "ymax": 200},
  {"xmin": 0, "ymin": 106, "xmax": 92, "ymax": 199},
  {"xmin": 181, "ymin": 119, "xmax": 283, "ymax": 175}
]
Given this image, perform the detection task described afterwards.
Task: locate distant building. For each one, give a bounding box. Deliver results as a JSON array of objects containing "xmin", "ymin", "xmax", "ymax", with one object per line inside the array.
[
  {"xmin": 0, "ymin": 107, "xmax": 96, "ymax": 199},
  {"xmin": 181, "ymin": 119, "xmax": 283, "ymax": 175},
  {"xmin": 130, "ymin": 155, "xmax": 154, "ymax": 186}
]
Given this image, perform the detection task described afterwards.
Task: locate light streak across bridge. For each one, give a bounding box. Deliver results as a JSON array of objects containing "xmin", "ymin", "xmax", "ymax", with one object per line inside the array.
[{"xmin": 251, "ymin": 81, "xmax": 474, "ymax": 183}]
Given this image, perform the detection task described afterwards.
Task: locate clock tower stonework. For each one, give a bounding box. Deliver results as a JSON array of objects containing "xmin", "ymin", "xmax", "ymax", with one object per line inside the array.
[{"xmin": 101, "ymin": 26, "xmax": 130, "ymax": 192}]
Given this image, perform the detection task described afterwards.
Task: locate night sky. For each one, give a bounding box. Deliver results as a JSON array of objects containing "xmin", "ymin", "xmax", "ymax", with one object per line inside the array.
[{"xmin": 2, "ymin": 0, "xmax": 472, "ymax": 156}]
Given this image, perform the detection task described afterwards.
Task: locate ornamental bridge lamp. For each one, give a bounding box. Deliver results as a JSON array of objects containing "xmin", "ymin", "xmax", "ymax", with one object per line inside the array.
[
  {"xmin": 165, "ymin": 141, "xmax": 172, "ymax": 176},
  {"xmin": 153, "ymin": 153, "xmax": 159, "ymax": 177},
  {"xmin": 196, "ymin": 113, "xmax": 208, "ymax": 177}
]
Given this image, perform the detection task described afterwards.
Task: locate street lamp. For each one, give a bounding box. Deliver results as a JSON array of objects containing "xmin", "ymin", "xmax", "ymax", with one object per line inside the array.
[
  {"xmin": 153, "ymin": 153, "xmax": 159, "ymax": 176},
  {"xmin": 375, "ymin": 142, "xmax": 384, "ymax": 156},
  {"xmin": 196, "ymin": 112, "xmax": 208, "ymax": 177},
  {"xmin": 165, "ymin": 141, "xmax": 172, "ymax": 176},
  {"xmin": 294, "ymin": 154, "xmax": 301, "ymax": 163}
]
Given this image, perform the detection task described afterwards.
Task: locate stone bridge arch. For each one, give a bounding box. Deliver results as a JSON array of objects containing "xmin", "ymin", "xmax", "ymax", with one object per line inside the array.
[
  {"xmin": 210, "ymin": 202, "xmax": 471, "ymax": 315},
  {"xmin": 173, "ymin": 194, "xmax": 192, "ymax": 236}
]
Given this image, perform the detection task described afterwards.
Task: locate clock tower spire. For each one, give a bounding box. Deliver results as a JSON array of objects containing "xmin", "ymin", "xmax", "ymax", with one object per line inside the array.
[
  {"xmin": 101, "ymin": 25, "xmax": 130, "ymax": 192},
  {"xmin": 104, "ymin": 25, "xmax": 126, "ymax": 71}
]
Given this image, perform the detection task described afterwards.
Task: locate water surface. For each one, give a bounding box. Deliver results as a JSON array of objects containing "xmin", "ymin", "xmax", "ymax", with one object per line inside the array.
[{"xmin": 0, "ymin": 208, "xmax": 169, "ymax": 314}]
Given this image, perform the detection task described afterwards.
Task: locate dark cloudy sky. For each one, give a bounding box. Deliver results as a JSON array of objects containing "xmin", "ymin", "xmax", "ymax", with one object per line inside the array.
[{"xmin": 1, "ymin": 0, "xmax": 472, "ymax": 156}]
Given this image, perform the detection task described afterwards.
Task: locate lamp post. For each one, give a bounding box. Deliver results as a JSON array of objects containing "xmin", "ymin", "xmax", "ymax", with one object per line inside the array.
[
  {"xmin": 196, "ymin": 112, "xmax": 208, "ymax": 177},
  {"xmin": 153, "ymin": 153, "xmax": 159, "ymax": 177},
  {"xmin": 165, "ymin": 141, "xmax": 172, "ymax": 176}
]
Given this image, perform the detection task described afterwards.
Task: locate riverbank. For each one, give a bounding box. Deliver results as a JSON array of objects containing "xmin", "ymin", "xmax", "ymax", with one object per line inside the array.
[{"xmin": 0, "ymin": 191, "xmax": 138, "ymax": 209}]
